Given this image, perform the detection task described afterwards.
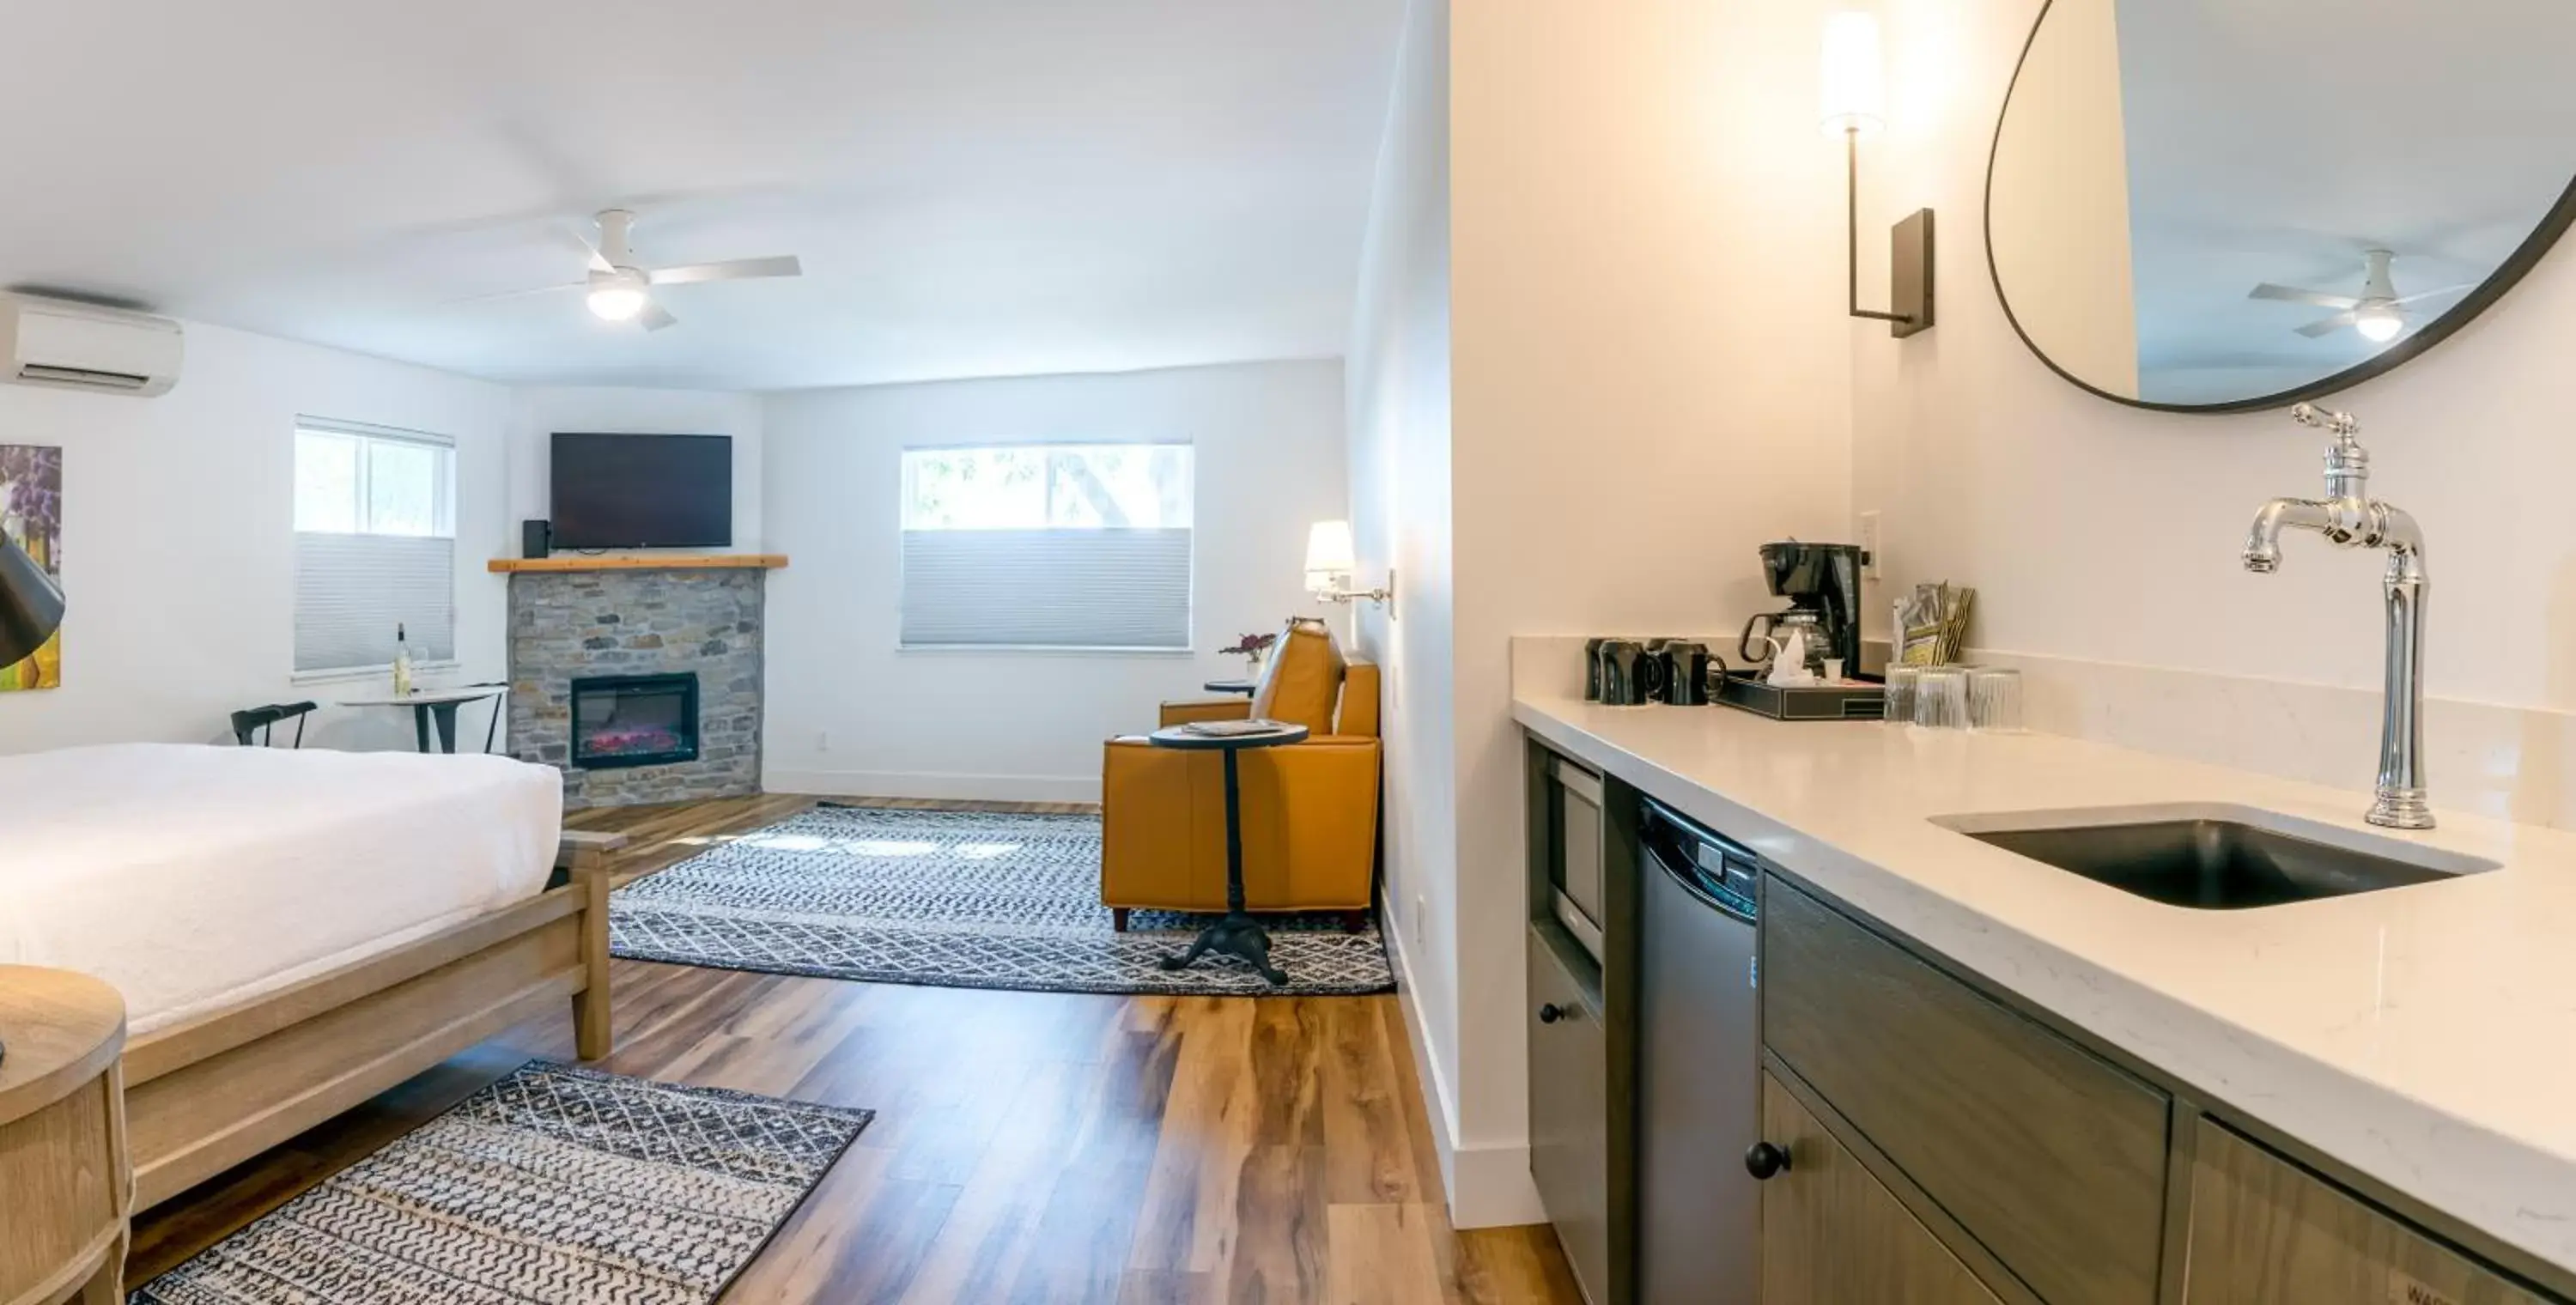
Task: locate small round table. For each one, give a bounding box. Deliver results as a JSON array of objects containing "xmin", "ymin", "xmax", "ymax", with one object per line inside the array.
[
  {"xmin": 0, "ymin": 967, "xmax": 130, "ymax": 1305},
  {"xmin": 1148, "ymin": 719, "xmax": 1310, "ymax": 984},
  {"xmin": 337, "ymin": 684, "xmax": 508, "ymax": 754},
  {"xmin": 1203, "ymin": 678, "xmax": 1260, "ymax": 697}
]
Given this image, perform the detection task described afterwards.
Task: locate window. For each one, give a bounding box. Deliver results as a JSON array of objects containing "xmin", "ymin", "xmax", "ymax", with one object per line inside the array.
[
  {"xmin": 293, "ymin": 421, "xmax": 457, "ymax": 674},
  {"xmin": 899, "ymin": 444, "xmax": 1194, "ymax": 649}
]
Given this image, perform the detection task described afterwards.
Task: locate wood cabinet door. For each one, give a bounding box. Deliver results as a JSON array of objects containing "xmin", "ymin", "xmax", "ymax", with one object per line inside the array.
[
  {"xmin": 1528, "ymin": 926, "xmax": 1611, "ymax": 1304},
  {"xmin": 1764, "ymin": 879, "xmax": 2168, "ymax": 1305},
  {"xmin": 1760, "ymin": 1071, "xmax": 2004, "ymax": 1305},
  {"xmin": 2184, "ymin": 1120, "xmax": 2555, "ymax": 1305}
]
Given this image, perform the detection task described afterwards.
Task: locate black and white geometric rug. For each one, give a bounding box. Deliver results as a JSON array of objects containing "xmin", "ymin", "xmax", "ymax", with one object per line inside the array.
[
  {"xmin": 609, "ymin": 804, "xmax": 1395, "ymax": 997},
  {"xmin": 130, "ymin": 1061, "xmax": 871, "ymax": 1305}
]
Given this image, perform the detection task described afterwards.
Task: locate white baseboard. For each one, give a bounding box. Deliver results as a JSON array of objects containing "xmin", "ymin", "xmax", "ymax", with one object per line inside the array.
[
  {"xmin": 1386, "ymin": 917, "xmax": 1461, "ymax": 1199},
  {"xmin": 1451, "ymin": 1140, "xmax": 1547, "ymax": 1229},
  {"xmin": 1384, "ymin": 893, "xmax": 1547, "ymax": 1229},
  {"xmin": 762, "ymin": 768, "xmax": 1103, "ymax": 804}
]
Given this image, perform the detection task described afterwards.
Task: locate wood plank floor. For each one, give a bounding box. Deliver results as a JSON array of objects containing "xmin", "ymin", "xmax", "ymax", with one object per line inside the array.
[{"xmin": 131, "ymin": 797, "xmax": 1582, "ymax": 1304}]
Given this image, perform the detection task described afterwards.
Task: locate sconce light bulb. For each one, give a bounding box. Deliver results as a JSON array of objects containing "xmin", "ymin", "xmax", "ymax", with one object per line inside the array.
[{"xmin": 1820, "ymin": 10, "xmax": 1888, "ymax": 137}]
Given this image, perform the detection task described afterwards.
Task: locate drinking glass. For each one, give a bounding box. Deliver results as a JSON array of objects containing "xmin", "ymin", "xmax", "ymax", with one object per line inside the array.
[
  {"xmin": 1913, "ymin": 667, "xmax": 1970, "ymax": 731},
  {"xmin": 1969, "ymin": 668, "xmax": 2026, "ymax": 733},
  {"xmin": 1883, "ymin": 665, "xmax": 1920, "ymax": 726}
]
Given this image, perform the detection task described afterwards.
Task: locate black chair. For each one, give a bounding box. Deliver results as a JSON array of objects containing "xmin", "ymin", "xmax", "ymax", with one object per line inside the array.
[{"xmin": 231, "ymin": 701, "xmax": 318, "ymax": 748}]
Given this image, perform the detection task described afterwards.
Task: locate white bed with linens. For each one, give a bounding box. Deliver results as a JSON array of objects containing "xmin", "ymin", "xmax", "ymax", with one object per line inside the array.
[{"xmin": 0, "ymin": 742, "xmax": 562, "ymax": 1035}]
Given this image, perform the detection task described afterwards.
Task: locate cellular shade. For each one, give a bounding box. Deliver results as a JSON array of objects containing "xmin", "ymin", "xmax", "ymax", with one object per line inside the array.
[
  {"xmin": 295, "ymin": 533, "xmax": 455, "ymax": 672},
  {"xmin": 901, "ymin": 528, "xmax": 1191, "ymax": 649}
]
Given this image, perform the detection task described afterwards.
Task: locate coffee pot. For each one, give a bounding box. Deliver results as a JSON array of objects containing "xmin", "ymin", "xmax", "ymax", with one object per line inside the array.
[
  {"xmin": 1745, "ymin": 541, "xmax": 1865, "ymax": 675},
  {"xmin": 1742, "ymin": 610, "xmax": 1830, "ymax": 682}
]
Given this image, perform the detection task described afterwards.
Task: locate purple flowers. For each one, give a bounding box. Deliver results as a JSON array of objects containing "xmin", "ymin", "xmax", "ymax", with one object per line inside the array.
[{"xmin": 0, "ymin": 445, "xmax": 61, "ymax": 567}]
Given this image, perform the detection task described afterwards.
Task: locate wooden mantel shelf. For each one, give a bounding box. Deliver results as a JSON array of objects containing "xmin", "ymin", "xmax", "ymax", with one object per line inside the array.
[{"xmin": 488, "ymin": 554, "xmax": 788, "ymax": 574}]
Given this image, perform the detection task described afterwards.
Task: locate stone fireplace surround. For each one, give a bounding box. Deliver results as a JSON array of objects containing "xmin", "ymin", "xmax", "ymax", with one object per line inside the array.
[{"xmin": 507, "ymin": 564, "xmax": 766, "ymax": 810}]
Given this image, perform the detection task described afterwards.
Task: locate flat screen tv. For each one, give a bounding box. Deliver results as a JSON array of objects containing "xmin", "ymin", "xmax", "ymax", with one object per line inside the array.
[{"xmin": 550, "ymin": 433, "xmax": 732, "ymax": 549}]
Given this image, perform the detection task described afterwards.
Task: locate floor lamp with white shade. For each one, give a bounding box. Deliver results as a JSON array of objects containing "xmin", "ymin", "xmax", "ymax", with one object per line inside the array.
[{"xmin": 0, "ymin": 531, "xmax": 66, "ymax": 1069}]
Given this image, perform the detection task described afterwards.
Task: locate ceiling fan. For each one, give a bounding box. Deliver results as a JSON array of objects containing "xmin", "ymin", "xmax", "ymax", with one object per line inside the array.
[
  {"xmin": 472, "ymin": 209, "xmax": 802, "ymax": 331},
  {"xmin": 2248, "ymin": 249, "xmax": 2471, "ymax": 344}
]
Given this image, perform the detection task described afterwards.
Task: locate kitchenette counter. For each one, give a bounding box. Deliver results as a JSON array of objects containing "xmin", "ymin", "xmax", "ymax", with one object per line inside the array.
[{"xmin": 1515, "ymin": 691, "xmax": 2576, "ymax": 1276}]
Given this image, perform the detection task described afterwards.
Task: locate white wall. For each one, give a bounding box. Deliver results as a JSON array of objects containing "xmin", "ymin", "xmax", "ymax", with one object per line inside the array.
[
  {"xmin": 1850, "ymin": 0, "xmax": 2576, "ymax": 825},
  {"xmin": 1346, "ymin": 0, "xmax": 1466, "ymax": 1212},
  {"xmin": 0, "ymin": 322, "xmax": 511, "ymax": 754},
  {"xmin": 1986, "ymin": 0, "xmax": 2138, "ymax": 396},
  {"xmin": 762, "ymin": 360, "xmax": 1347, "ymax": 802},
  {"xmin": 1448, "ymin": 0, "xmax": 1856, "ymax": 1224},
  {"xmin": 507, "ymin": 385, "xmax": 766, "ymax": 550},
  {"xmin": 1346, "ymin": 0, "xmax": 1860, "ymax": 1226}
]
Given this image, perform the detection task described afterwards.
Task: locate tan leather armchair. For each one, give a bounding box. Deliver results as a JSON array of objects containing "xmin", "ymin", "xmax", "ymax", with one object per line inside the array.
[{"xmin": 1101, "ymin": 621, "xmax": 1382, "ymax": 928}]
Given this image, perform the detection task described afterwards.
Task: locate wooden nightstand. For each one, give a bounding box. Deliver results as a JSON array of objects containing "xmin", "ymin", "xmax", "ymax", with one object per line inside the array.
[{"xmin": 0, "ymin": 968, "xmax": 130, "ymax": 1305}]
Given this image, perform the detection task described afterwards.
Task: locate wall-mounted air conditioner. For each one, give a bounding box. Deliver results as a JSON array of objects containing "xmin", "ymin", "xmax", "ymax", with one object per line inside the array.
[{"xmin": 0, "ymin": 294, "xmax": 184, "ymax": 397}]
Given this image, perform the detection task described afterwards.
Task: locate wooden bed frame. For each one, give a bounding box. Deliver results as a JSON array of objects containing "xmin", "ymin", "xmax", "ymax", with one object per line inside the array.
[{"xmin": 118, "ymin": 843, "xmax": 617, "ymax": 1211}]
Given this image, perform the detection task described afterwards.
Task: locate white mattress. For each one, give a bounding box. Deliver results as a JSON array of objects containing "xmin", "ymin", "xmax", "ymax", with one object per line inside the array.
[{"xmin": 0, "ymin": 744, "xmax": 562, "ymax": 1035}]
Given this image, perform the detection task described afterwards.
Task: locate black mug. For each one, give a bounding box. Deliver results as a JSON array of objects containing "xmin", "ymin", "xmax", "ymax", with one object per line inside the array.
[
  {"xmin": 1600, "ymin": 640, "xmax": 1665, "ymax": 707},
  {"xmin": 1660, "ymin": 641, "xmax": 1714, "ymax": 706}
]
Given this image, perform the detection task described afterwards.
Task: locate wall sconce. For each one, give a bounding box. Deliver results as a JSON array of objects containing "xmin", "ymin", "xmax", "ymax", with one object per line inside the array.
[
  {"xmin": 1304, "ymin": 519, "xmax": 1394, "ymax": 610},
  {"xmin": 1821, "ymin": 10, "xmax": 1934, "ymax": 338}
]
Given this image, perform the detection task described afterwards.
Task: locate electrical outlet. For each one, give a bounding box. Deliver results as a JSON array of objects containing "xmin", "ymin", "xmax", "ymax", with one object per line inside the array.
[{"xmin": 1858, "ymin": 511, "xmax": 1884, "ymax": 580}]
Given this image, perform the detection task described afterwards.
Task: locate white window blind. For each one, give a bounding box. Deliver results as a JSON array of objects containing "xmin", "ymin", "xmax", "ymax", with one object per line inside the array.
[
  {"xmin": 294, "ymin": 421, "xmax": 457, "ymax": 674},
  {"xmin": 899, "ymin": 445, "xmax": 1193, "ymax": 649}
]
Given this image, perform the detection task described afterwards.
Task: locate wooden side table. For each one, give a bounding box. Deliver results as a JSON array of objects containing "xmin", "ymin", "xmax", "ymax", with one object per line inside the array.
[{"xmin": 0, "ymin": 968, "xmax": 130, "ymax": 1305}]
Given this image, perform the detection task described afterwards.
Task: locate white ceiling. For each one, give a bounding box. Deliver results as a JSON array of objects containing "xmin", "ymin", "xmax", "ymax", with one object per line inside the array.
[
  {"xmin": 0, "ymin": 1, "xmax": 1405, "ymax": 391},
  {"xmin": 2112, "ymin": 0, "xmax": 2576, "ymax": 404}
]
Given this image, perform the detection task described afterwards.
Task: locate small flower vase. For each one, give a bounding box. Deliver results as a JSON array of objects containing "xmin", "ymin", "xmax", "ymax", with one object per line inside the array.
[{"xmin": 1243, "ymin": 649, "xmax": 1267, "ymax": 677}]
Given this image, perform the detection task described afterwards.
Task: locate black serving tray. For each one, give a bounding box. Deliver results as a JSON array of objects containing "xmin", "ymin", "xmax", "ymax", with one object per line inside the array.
[{"xmin": 1716, "ymin": 671, "xmax": 1886, "ymax": 721}]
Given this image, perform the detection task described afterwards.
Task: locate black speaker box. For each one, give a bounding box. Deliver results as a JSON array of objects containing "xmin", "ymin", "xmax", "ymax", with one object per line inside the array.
[{"xmin": 522, "ymin": 519, "xmax": 553, "ymax": 560}]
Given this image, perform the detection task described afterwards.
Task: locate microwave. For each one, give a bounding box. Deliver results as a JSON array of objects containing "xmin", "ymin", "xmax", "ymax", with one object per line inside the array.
[{"xmin": 1544, "ymin": 753, "xmax": 1607, "ymax": 961}]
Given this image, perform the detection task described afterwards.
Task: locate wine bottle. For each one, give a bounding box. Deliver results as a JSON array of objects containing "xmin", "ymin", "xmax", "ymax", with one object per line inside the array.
[{"xmin": 392, "ymin": 622, "xmax": 414, "ymax": 697}]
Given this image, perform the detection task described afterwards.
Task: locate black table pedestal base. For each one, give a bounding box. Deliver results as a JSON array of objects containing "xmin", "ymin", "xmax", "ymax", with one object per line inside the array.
[
  {"xmin": 1159, "ymin": 911, "xmax": 1288, "ymax": 986},
  {"xmin": 413, "ymin": 701, "xmax": 463, "ymax": 754},
  {"xmin": 1146, "ymin": 729, "xmax": 1308, "ymax": 987}
]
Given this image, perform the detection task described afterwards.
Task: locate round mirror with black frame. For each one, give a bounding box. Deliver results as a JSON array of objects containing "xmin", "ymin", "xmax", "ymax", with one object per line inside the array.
[{"xmin": 1985, "ymin": 0, "xmax": 2576, "ymax": 413}]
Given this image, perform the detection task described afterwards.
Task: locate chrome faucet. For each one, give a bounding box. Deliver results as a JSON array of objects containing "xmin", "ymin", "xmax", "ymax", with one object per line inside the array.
[{"xmin": 2242, "ymin": 404, "xmax": 2432, "ymax": 829}]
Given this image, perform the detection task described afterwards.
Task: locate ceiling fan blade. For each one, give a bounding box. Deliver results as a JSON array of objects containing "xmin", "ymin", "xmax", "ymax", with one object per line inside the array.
[
  {"xmin": 638, "ymin": 300, "xmax": 678, "ymax": 331},
  {"xmin": 557, "ymin": 222, "xmax": 615, "ymax": 273},
  {"xmin": 2295, "ymin": 312, "xmax": 2357, "ymax": 338},
  {"xmin": 649, "ymin": 255, "xmax": 803, "ymax": 286},
  {"xmin": 447, "ymin": 282, "xmax": 586, "ymax": 305},
  {"xmin": 2393, "ymin": 282, "xmax": 2477, "ymax": 307},
  {"xmin": 2251, "ymin": 283, "xmax": 2360, "ymax": 310}
]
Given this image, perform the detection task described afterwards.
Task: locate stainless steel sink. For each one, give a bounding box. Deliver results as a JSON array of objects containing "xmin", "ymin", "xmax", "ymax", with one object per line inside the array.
[{"xmin": 1932, "ymin": 805, "xmax": 2497, "ymax": 909}]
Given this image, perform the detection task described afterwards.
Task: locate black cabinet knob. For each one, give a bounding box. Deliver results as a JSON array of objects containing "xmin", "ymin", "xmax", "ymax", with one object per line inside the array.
[
  {"xmin": 1744, "ymin": 1141, "xmax": 1792, "ymax": 1180},
  {"xmin": 1537, "ymin": 1003, "xmax": 1566, "ymax": 1024}
]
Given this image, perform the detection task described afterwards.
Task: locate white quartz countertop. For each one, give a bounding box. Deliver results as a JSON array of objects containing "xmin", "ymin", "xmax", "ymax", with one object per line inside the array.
[{"xmin": 1515, "ymin": 693, "xmax": 2576, "ymax": 1273}]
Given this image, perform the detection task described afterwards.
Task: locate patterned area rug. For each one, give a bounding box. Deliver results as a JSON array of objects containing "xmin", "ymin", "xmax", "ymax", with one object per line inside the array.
[
  {"xmin": 609, "ymin": 805, "xmax": 1395, "ymax": 997},
  {"xmin": 131, "ymin": 1062, "xmax": 871, "ymax": 1305}
]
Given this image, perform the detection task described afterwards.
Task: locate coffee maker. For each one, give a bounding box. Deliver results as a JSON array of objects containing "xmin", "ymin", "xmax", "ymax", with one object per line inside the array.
[{"xmin": 1741, "ymin": 541, "xmax": 1864, "ymax": 675}]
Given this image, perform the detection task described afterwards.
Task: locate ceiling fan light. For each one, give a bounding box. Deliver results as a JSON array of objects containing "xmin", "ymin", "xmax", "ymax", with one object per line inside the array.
[
  {"xmin": 586, "ymin": 285, "xmax": 647, "ymax": 322},
  {"xmin": 2354, "ymin": 305, "xmax": 2403, "ymax": 343}
]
